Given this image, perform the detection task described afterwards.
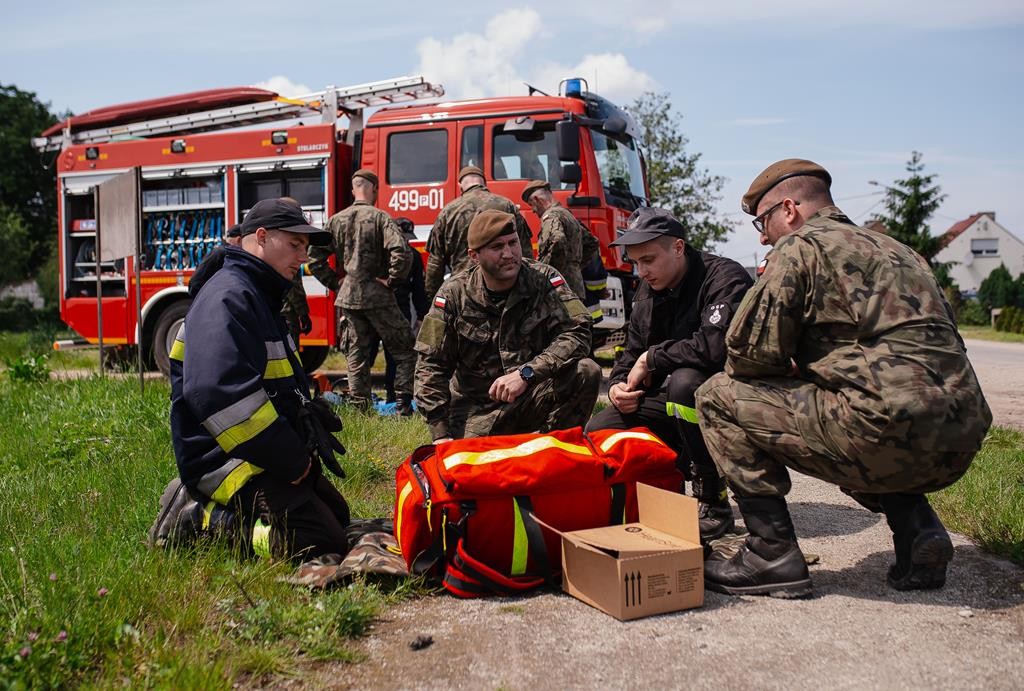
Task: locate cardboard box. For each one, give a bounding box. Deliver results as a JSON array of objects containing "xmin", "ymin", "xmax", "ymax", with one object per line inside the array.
[{"xmin": 560, "ymin": 483, "xmax": 703, "ymax": 620}]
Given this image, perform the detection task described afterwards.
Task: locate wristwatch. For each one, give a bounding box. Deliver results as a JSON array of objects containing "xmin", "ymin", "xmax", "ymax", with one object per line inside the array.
[{"xmin": 519, "ymin": 365, "xmax": 535, "ymax": 382}]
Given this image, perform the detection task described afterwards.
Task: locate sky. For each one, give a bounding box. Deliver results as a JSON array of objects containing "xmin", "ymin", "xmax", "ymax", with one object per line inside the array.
[{"xmin": 4, "ymin": 0, "xmax": 1022, "ymax": 266}]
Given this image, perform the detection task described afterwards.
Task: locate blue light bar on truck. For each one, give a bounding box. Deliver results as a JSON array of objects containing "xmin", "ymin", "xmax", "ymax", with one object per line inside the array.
[{"xmin": 564, "ymin": 78, "xmax": 584, "ymax": 98}]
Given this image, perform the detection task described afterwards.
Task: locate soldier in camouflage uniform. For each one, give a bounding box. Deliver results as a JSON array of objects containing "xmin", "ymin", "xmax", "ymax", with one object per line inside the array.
[
  {"xmin": 308, "ymin": 170, "xmax": 416, "ymax": 414},
  {"xmin": 695, "ymin": 159, "xmax": 992, "ymax": 598},
  {"xmin": 522, "ymin": 179, "xmax": 601, "ymax": 301},
  {"xmin": 424, "ymin": 165, "xmax": 533, "ymax": 301},
  {"xmin": 415, "ymin": 210, "xmax": 600, "ymax": 442}
]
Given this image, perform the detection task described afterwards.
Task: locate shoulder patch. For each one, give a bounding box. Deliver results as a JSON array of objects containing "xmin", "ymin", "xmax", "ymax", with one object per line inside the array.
[
  {"xmin": 417, "ymin": 315, "xmax": 446, "ymax": 347},
  {"xmin": 433, "ymin": 296, "xmax": 447, "ymax": 309},
  {"xmin": 550, "ymin": 275, "xmax": 566, "ymax": 288},
  {"xmin": 564, "ymin": 297, "xmax": 587, "ymax": 318}
]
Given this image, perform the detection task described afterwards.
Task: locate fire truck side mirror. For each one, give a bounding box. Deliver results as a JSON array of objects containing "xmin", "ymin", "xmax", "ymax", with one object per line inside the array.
[
  {"xmin": 556, "ymin": 120, "xmax": 580, "ymax": 162},
  {"xmin": 559, "ymin": 163, "xmax": 582, "ymax": 185},
  {"xmin": 602, "ymin": 117, "xmax": 627, "ymax": 136}
]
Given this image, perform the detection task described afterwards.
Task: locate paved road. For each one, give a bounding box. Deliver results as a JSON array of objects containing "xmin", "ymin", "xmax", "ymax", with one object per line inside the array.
[
  {"xmin": 964, "ymin": 338, "xmax": 1024, "ymax": 430},
  {"xmin": 331, "ymin": 339, "xmax": 1024, "ymax": 690}
]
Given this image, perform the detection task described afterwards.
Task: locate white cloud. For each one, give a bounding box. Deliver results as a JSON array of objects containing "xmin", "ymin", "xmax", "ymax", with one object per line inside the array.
[
  {"xmin": 415, "ymin": 8, "xmax": 542, "ymax": 99},
  {"xmin": 252, "ymin": 76, "xmax": 313, "ymax": 97},
  {"xmin": 415, "ymin": 8, "xmax": 656, "ymax": 104}
]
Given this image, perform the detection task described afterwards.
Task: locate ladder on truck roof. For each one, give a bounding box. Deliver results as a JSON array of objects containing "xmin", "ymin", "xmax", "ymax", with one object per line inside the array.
[{"xmin": 32, "ymin": 75, "xmax": 444, "ymax": 152}]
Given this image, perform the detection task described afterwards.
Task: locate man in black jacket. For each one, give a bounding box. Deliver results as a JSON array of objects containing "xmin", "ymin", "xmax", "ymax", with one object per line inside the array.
[
  {"xmin": 162, "ymin": 199, "xmax": 351, "ymax": 562},
  {"xmin": 586, "ymin": 208, "xmax": 753, "ymax": 542}
]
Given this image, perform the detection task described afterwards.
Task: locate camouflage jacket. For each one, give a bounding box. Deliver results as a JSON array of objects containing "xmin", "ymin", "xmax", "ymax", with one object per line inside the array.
[
  {"xmin": 537, "ymin": 202, "xmax": 601, "ymax": 300},
  {"xmin": 725, "ymin": 206, "xmax": 991, "ymax": 451},
  {"xmin": 414, "ymin": 259, "xmax": 591, "ymax": 440},
  {"xmin": 424, "ymin": 184, "xmax": 533, "ymax": 300},
  {"xmin": 308, "ymin": 201, "xmax": 412, "ymax": 309},
  {"xmin": 279, "ymin": 272, "xmax": 309, "ymax": 324}
]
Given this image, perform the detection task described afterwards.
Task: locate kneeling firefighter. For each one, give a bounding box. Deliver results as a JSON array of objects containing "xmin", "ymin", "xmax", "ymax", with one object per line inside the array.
[{"xmin": 150, "ymin": 199, "xmax": 351, "ymax": 562}]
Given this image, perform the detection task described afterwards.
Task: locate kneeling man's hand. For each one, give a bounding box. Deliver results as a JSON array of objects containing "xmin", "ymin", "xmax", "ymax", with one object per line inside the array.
[
  {"xmin": 626, "ymin": 352, "xmax": 652, "ymax": 391},
  {"xmin": 609, "ymin": 382, "xmax": 644, "ymax": 414},
  {"xmin": 489, "ymin": 371, "xmax": 528, "ymax": 404}
]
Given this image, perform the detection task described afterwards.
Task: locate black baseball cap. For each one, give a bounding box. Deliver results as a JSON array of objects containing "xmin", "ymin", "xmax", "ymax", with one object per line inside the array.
[
  {"xmin": 609, "ymin": 207, "xmax": 686, "ymax": 246},
  {"xmin": 240, "ymin": 198, "xmax": 331, "ymax": 246}
]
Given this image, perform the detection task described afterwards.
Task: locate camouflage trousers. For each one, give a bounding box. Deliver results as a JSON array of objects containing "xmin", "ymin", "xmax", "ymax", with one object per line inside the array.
[
  {"xmin": 695, "ymin": 372, "xmax": 976, "ymax": 498},
  {"xmin": 450, "ymin": 358, "xmax": 602, "ymax": 439},
  {"xmin": 342, "ymin": 303, "xmax": 415, "ymax": 403}
]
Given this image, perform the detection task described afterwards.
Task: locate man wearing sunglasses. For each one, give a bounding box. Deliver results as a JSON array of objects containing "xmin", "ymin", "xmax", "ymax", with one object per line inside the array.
[{"xmin": 696, "ymin": 159, "xmax": 992, "ymax": 598}]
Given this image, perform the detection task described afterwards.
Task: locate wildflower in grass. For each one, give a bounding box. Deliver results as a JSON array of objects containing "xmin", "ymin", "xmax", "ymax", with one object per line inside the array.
[
  {"xmin": 19, "ymin": 646, "xmax": 31, "ymax": 658},
  {"xmin": 56, "ymin": 630, "xmax": 68, "ymax": 642},
  {"xmin": 27, "ymin": 632, "xmax": 39, "ymax": 642},
  {"xmin": 49, "ymin": 572, "xmax": 57, "ymax": 581},
  {"xmin": 97, "ymin": 587, "xmax": 109, "ymax": 597}
]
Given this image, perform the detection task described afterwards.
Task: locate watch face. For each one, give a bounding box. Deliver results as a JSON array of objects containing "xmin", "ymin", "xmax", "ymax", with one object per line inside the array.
[{"xmin": 520, "ymin": 365, "xmax": 535, "ymax": 380}]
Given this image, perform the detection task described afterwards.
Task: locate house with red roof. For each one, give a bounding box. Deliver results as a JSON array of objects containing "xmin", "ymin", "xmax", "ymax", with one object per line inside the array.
[{"xmin": 934, "ymin": 212, "xmax": 1024, "ymax": 293}]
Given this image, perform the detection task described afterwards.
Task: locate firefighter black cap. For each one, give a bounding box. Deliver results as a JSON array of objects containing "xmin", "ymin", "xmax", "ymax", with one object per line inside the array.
[
  {"xmin": 609, "ymin": 207, "xmax": 686, "ymax": 246},
  {"xmin": 240, "ymin": 198, "xmax": 331, "ymax": 246}
]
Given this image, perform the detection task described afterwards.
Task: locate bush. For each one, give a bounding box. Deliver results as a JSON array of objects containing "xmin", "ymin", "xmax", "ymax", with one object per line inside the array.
[
  {"xmin": 0, "ymin": 297, "xmax": 60, "ymax": 332},
  {"xmin": 995, "ymin": 306, "xmax": 1024, "ymax": 334},
  {"xmin": 36, "ymin": 248, "xmax": 60, "ymax": 308},
  {"xmin": 956, "ymin": 299, "xmax": 989, "ymax": 326}
]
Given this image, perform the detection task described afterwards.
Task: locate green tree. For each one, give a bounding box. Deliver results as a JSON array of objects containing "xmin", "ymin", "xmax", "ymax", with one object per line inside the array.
[
  {"xmin": 0, "ymin": 84, "xmax": 59, "ymax": 275},
  {"xmin": 629, "ymin": 92, "xmax": 730, "ymax": 251},
  {"xmin": 0, "ymin": 205, "xmax": 32, "ymax": 286},
  {"xmin": 872, "ymin": 151, "xmax": 946, "ymax": 263}
]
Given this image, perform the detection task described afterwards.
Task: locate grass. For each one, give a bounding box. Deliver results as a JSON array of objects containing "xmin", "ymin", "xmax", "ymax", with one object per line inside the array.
[
  {"xmin": 932, "ymin": 426, "xmax": 1024, "ymax": 565},
  {"xmin": 959, "ymin": 325, "xmax": 1024, "ymax": 344},
  {"xmin": 0, "ymin": 329, "xmax": 1020, "ymax": 685},
  {"xmin": 0, "ymin": 362, "xmax": 431, "ymax": 688},
  {"xmin": 0, "ymin": 331, "xmax": 99, "ymax": 372}
]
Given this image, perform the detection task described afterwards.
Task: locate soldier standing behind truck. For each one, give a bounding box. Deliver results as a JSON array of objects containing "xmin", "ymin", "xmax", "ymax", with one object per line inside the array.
[
  {"xmin": 307, "ymin": 169, "xmax": 416, "ymax": 414},
  {"xmin": 424, "ymin": 166, "xmax": 534, "ymax": 301}
]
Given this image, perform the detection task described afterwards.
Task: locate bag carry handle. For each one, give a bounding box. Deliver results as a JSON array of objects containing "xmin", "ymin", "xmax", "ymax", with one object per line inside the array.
[{"xmin": 443, "ymin": 538, "xmax": 545, "ymax": 598}]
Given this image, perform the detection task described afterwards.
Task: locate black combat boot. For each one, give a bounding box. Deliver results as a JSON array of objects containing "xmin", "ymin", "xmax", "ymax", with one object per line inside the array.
[
  {"xmin": 704, "ymin": 495, "xmax": 812, "ymax": 598},
  {"xmin": 880, "ymin": 493, "xmax": 953, "ymax": 591},
  {"xmin": 692, "ymin": 473, "xmax": 735, "ymax": 543},
  {"xmin": 395, "ymin": 393, "xmax": 415, "ymax": 417}
]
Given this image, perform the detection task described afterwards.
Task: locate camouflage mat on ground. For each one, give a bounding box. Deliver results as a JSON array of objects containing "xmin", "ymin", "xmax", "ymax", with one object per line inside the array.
[{"xmin": 283, "ymin": 519, "xmax": 409, "ymax": 590}]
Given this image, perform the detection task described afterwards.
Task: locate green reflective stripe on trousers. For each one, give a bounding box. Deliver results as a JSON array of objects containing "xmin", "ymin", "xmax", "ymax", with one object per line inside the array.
[
  {"xmin": 666, "ymin": 401, "xmax": 699, "ymax": 424},
  {"xmin": 252, "ymin": 519, "xmax": 271, "ymax": 559},
  {"xmin": 202, "ymin": 500, "xmax": 215, "ymax": 531},
  {"xmin": 511, "ymin": 499, "xmax": 528, "ymax": 576},
  {"xmin": 264, "ymin": 358, "xmax": 294, "ymax": 379},
  {"xmin": 213, "ymin": 400, "xmax": 278, "ymax": 454},
  {"xmin": 210, "ymin": 461, "xmax": 264, "ymax": 505}
]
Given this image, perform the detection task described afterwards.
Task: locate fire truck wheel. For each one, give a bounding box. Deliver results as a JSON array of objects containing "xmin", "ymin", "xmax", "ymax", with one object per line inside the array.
[
  {"xmin": 298, "ymin": 345, "xmax": 329, "ymax": 374},
  {"xmin": 152, "ymin": 301, "xmax": 190, "ymax": 377}
]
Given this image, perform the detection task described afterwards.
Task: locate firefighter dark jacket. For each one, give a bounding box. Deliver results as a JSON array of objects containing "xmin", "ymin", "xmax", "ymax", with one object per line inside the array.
[
  {"xmin": 170, "ymin": 246, "xmax": 312, "ymax": 504},
  {"xmin": 610, "ymin": 245, "xmax": 753, "ymax": 390}
]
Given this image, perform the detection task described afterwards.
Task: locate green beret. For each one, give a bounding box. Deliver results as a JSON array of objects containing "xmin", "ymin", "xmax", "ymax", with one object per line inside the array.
[
  {"xmin": 352, "ymin": 168, "xmax": 378, "ymax": 187},
  {"xmin": 742, "ymin": 159, "xmax": 832, "ymax": 215},
  {"xmin": 468, "ymin": 209, "xmax": 516, "ymax": 250},
  {"xmin": 458, "ymin": 165, "xmax": 484, "ymax": 183},
  {"xmin": 521, "ymin": 179, "xmax": 550, "ymax": 203}
]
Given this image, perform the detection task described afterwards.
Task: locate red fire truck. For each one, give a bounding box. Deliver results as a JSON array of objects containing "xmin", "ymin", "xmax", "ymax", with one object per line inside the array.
[{"xmin": 33, "ymin": 75, "xmax": 649, "ymax": 374}]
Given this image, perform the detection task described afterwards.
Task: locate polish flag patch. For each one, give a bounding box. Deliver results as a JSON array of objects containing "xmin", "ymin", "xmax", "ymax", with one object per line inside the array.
[
  {"xmin": 433, "ymin": 296, "xmax": 447, "ymax": 309},
  {"xmin": 550, "ymin": 276, "xmax": 566, "ymax": 288}
]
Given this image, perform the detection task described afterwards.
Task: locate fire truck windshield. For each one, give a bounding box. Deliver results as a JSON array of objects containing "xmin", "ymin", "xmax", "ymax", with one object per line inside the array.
[{"xmin": 590, "ymin": 129, "xmax": 647, "ymax": 211}]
